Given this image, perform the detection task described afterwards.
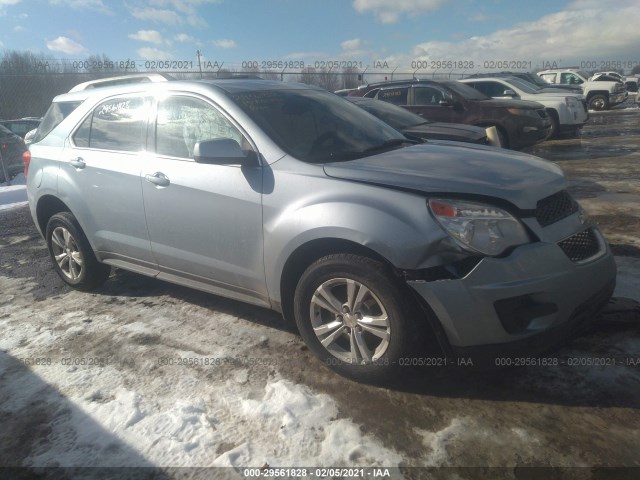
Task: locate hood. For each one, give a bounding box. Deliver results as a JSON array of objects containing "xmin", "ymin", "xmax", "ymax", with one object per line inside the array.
[
  {"xmin": 403, "ymin": 122, "xmax": 486, "ymax": 143},
  {"xmin": 323, "ymin": 143, "xmax": 565, "ymax": 210},
  {"xmin": 470, "ymin": 97, "xmax": 545, "ymax": 110}
]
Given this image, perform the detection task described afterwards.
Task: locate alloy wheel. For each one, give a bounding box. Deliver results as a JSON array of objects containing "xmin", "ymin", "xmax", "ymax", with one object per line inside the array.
[
  {"xmin": 51, "ymin": 226, "xmax": 84, "ymax": 281},
  {"xmin": 310, "ymin": 278, "xmax": 390, "ymax": 364}
]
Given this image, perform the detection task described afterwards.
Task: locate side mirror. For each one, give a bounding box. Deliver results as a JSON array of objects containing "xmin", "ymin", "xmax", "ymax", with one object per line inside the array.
[
  {"xmin": 503, "ymin": 89, "xmax": 517, "ymax": 97},
  {"xmin": 194, "ymin": 138, "xmax": 254, "ymax": 165},
  {"xmin": 438, "ymin": 98, "xmax": 453, "ymax": 107}
]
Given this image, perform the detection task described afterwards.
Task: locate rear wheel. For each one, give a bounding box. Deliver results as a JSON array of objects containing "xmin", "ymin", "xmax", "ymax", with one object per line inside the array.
[
  {"xmin": 293, "ymin": 254, "xmax": 420, "ymax": 382},
  {"xmin": 46, "ymin": 212, "xmax": 111, "ymax": 291}
]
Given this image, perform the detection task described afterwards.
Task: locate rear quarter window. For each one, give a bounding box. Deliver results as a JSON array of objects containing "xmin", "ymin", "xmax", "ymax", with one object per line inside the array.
[{"xmin": 32, "ymin": 101, "xmax": 83, "ymax": 143}]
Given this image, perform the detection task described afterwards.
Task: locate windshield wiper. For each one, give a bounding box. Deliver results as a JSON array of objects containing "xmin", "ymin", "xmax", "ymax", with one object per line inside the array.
[
  {"xmin": 358, "ymin": 138, "xmax": 418, "ymax": 155},
  {"xmin": 321, "ymin": 138, "xmax": 419, "ymax": 163}
]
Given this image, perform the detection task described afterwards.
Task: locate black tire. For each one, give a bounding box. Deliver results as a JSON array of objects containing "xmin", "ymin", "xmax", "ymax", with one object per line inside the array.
[
  {"xmin": 588, "ymin": 94, "xmax": 609, "ymax": 111},
  {"xmin": 486, "ymin": 125, "xmax": 508, "ymax": 148},
  {"xmin": 293, "ymin": 254, "xmax": 421, "ymax": 382},
  {"xmin": 547, "ymin": 110, "xmax": 560, "ymax": 139},
  {"xmin": 46, "ymin": 212, "xmax": 111, "ymax": 291}
]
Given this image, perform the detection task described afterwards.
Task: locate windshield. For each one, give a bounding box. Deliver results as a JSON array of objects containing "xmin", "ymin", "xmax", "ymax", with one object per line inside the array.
[
  {"xmin": 577, "ymin": 71, "xmax": 590, "ymax": 80},
  {"xmin": 349, "ymin": 98, "xmax": 429, "ymax": 130},
  {"xmin": 525, "ymin": 74, "xmax": 548, "ymax": 87},
  {"xmin": 505, "ymin": 77, "xmax": 541, "ymax": 93},
  {"xmin": 442, "ymin": 81, "xmax": 489, "ymax": 100},
  {"xmin": 230, "ymin": 88, "xmax": 406, "ymax": 163}
]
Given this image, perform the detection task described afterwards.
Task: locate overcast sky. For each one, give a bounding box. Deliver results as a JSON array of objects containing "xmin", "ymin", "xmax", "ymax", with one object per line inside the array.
[{"xmin": 0, "ymin": 0, "xmax": 639, "ymax": 72}]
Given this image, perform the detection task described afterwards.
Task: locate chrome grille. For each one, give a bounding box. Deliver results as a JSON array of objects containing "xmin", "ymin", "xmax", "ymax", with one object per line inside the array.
[
  {"xmin": 536, "ymin": 190, "xmax": 579, "ymax": 227},
  {"xmin": 558, "ymin": 228, "xmax": 601, "ymax": 263}
]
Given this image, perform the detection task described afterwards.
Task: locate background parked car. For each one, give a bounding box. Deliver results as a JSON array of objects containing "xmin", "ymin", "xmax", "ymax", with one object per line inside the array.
[
  {"xmin": 0, "ymin": 117, "xmax": 41, "ymax": 139},
  {"xmin": 346, "ymin": 96, "xmax": 501, "ymax": 147},
  {"xmin": 349, "ymin": 79, "xmax": 551, "ymax": 149},
  {"xmin": 465, "ymin": 72, "xmax": 583, "ymax": 93},
  {"xmin": 459, "ymin": 76, "xmax": 588, "ymax": 138},
  {"xmin": 591, "ymin": 72, "xmax": 639, "ymax": 92},
  {"xmin": 0, "ymin": 124, "xmax": 28, "ymax": 183},
  {"xmin": 537, "ymin": 68, "xmax": 627, "ymax": 110}
]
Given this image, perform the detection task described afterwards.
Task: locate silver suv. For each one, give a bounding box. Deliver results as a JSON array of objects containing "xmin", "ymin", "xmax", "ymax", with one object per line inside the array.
[{"xmin": 27, "ymin": 78, "xmax": 616, "ymax": 381}]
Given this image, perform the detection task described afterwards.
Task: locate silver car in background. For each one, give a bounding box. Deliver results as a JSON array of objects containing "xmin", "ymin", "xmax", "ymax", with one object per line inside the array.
[{"xmin": 27, "ymin": 79, "xmax": 616, "ymax": 381}]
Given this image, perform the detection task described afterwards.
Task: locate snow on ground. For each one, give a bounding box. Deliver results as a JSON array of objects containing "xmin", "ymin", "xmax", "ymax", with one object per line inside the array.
[
  {"xmin": 0, "ymin": 270, "xmax": 404, "ymax": 470},
  {"xmin": 0, "ymin": 173, "xmax": 27, "ymax": 211}
]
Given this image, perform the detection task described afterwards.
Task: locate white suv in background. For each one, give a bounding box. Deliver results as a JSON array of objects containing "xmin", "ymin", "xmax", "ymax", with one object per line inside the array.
[
  {"xmin": 537, "ymin": 68, "xmax": 627, "ymax": 111},
  {"xmin": 459, "ymin": 76, "xmax": 588, "ymax": 138}
]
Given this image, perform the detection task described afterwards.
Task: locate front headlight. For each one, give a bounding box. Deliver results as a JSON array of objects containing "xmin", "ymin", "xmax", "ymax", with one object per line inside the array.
[
  {"xmin": 506, "ymin": 107, "xmax": 538, "ymax": 117},
  {"xmin": 428, "ymin": 198, "xmax": 531, "ymax": 256},
  {"xmin": 565, "ymin": 96, "xmax": 580, "ymax": 108}
]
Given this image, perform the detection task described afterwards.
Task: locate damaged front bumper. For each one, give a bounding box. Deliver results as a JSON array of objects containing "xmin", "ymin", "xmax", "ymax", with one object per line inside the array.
[{"xmin": 407, "ymin": 231, "xmax": 617, "ymax": 360}]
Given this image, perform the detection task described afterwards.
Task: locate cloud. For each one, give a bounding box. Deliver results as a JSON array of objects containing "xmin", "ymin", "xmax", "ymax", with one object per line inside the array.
[
  {"xmin": 129, "ymin": 29, "xmax": 165, "ymax": 45},
  {"xmin": 341, "ymin": 38, "xmax": 363, "ymax": 51},
  {"xmin": 212, "ymin": 39, "xmax": 237, "ymax": 49},
  {"xmin": 149, "ymin": 0, "xmax": 221, "ymax": 14},
  {"xmin": 132, "ymin": 0, "xmax": 221, "ymax": 27},
  {"xmin": 174, "ymin": 33, "xmax": 195, "ymax": 42},
  {"xmin": 406, "ymin": 0, "xmax": 640, "ymax": 67},
  {"xmin": 46, "ymin": 36, "xmax": 88, "ymax": 55},
  {"xmin": 137, "ymin": 47, "xmax": 173, "ymax": 60},
  {"xmin": 48, "ymin": 0, "xmax": 111, "ymax": 13},
  {"xmin": 131, "ymin": 7, "xmax": 181, "ymax": 24},
  {"xmin": 353, "ymin": 0, "xmax": 450, "ymax": 24},
  {"xmin": 0, "ymin": 0, "xmax": 21, "ymax": 5},
  {"xmin": 13, "ymin": 25, "xmax": 25, "ymax": 32}
]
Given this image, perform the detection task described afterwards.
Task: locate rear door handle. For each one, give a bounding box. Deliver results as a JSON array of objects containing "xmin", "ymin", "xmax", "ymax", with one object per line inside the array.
[
  {"xmin": 69, "ymin": 157, "xmax": 86, "ymax": 169},
  {"xmin": 145, "ymin": 172, "xmax": 170, "ymax": 187}
]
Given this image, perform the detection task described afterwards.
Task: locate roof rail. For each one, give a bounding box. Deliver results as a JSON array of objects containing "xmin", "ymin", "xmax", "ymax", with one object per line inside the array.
[{"xmin": 69, "ymin": 73, "xmax": 174, "ymax": 92}]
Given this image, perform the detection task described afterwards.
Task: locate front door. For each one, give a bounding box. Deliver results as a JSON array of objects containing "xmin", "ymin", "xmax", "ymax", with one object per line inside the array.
[{"xmin": 141, "ymin": 94, "xmax": 268, "ymax": 305}]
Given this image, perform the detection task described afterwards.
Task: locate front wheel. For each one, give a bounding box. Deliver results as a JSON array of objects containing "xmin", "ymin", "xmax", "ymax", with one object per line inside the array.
[
  {"xmin": 46, "ymin": 212, "xmax": 111, "ymax": 291},
  {"xmin": 588, "ymin": 94, "xmax": 609, "ymax": 111},
  {"xmin": 293, "ymin": 254, "xmax": 419, "ymax": 382}
]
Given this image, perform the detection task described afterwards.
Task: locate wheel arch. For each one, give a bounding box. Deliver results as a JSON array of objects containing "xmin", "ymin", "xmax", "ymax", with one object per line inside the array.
[
  {"xmin": 36, "ymin": 195, "xmax": 72, "ymax": 237},
  {"xmin": 278, "ymin": 238, "xmax": 399, "ymax": 325}
]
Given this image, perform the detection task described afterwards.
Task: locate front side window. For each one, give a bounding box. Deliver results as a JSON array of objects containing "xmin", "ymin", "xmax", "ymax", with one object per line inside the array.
[
  {"xmin": 155, "ymin": 96, "xmax": 246, "ymax": 159},
  {"xmin": 413, "ymin": 86, "xmax": 448, "ymax": 105},
  {"xmin": 561, "ymin": 73, "xmax": 583, "ymax": 85},
  {"xmin": 72, "ymin": 96, "xmax": 150, "ymax": 151},
  {"xmin": 467, "ymin": 82, "xmax": 506, "ymax": 98}
]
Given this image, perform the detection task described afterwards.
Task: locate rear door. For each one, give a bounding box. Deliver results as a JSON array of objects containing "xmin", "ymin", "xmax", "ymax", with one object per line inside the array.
[
  {"xmin": 62, "ymin": 95, "xmax": 157, "ymax": 271},
  {"xmin": 141, "ymin": 94, "xmax": 268, "ymax": 306},
  {"xmin": 410, "ymin": 85, "xmax": 461, "ymax": 123}
]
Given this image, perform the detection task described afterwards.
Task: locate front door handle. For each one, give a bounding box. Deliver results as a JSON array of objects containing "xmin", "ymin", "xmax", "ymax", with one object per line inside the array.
[
  {"xmin": 145, "ymin": 172, "xmax": 170, "ymax": 187},
  {"xmin": 69, "ymin": 157, "xmax": 86, "ymax": 169}
]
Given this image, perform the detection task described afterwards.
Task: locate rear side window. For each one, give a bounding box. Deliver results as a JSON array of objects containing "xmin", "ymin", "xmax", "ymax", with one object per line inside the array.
[
  {"xmin": 377, "ymin": 87, "xmax": 408, "ymax": 106},
  {"xmin": 539, "ymin": 73, "xmax": 556, "ymax": 84},
  {"xmin": 32, "ymin": 101, "xmax": 82, "ymax": 143},
  {"xmin": 73, "ymin": 96, "xmax": 150, "ymax": 152}
]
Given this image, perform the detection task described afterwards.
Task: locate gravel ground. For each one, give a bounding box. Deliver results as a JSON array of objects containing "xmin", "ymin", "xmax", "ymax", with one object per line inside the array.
[{"xmin": 1, "ymin": 104, "xmax": 639, "ymax": 478}]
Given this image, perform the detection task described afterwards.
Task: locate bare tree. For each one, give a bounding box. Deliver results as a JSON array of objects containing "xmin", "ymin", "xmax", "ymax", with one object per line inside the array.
[{"xmin": 341, "ymin": 66, "xmax": 360, "ymax": 90}]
